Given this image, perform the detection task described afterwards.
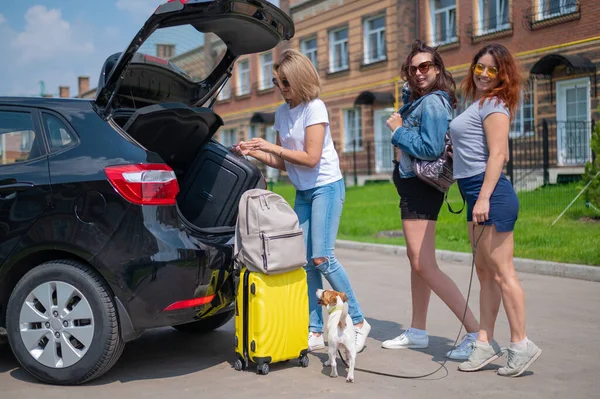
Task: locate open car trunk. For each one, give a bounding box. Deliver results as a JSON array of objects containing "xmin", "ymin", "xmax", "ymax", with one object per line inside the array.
[
  {"xmin": 95, "ymin": 0, "xmax": 292, "ymax": 232},
  {"xmin": 113, "ymin": 103, "xmax": 263, "ymax": 231}
]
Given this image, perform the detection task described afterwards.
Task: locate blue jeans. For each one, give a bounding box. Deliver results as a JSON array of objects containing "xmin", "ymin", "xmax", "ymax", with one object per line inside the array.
[{"xmin": 294, "ymin": 179, "xmax": 365, "ymax": 333}]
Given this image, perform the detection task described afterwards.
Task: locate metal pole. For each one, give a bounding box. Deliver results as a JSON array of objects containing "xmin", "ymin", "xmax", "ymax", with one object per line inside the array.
[
  {"xmin": 367, "ymin": 141, "xmax": 372, "ymax": 176},
  {"xmin": 353, "ymin": 140, "xmax": 358, "ymax": 187},
  {"xmin": 543, "ymin": 119, "xmax": 550, "ymax": 186}
]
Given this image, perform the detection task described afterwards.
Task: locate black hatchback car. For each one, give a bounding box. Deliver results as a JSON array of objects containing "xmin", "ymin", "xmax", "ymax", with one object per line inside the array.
[{"xmin": 0, "ymin": 0, "xmax": 293, "ymax": 385}]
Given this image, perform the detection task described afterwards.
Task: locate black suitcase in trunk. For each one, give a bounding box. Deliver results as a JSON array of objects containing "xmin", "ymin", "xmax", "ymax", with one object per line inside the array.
[{"xmin": 178, "ymin": 140, "xmax": 262, "ymax": 228}]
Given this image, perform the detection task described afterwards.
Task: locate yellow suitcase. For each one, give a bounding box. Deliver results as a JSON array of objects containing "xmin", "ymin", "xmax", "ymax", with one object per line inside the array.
[{"xmin": 233, "ymin": 266, "xmax": 309, "ymax": 375}]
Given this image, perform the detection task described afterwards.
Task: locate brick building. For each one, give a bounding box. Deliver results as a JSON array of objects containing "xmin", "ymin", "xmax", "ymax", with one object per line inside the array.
[
  {"xmin": 213, "ymin": 0, "xmax": 417, "ymax": 183},
  {"xmin": 56, "ymin": 0, "xmax": 598, "ymax": 188},
  {"xmin": 417, "ymin": 0, "xmax": 599, "ymax": 187},
  {"xmin": 214, "ymin": 0, "xmax": 599, "ymax": 188}
]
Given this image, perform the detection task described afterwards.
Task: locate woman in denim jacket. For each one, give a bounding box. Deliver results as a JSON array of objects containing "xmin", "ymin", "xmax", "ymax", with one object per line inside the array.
[{"xmin": 382, "ymin": 40, "xmax": 480, "ymax": 360}]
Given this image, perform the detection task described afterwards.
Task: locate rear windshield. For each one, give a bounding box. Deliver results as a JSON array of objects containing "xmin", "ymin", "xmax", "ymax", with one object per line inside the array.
[{"xmin": 136, "ymin": 24, "xmax": 227, "ymax": 83}]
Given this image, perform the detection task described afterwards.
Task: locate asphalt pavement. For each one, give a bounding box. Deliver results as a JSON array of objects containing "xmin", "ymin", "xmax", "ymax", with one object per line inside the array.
[{"xmin": 1, "ymin": 247, "xmax": 599, "ymax": 398}]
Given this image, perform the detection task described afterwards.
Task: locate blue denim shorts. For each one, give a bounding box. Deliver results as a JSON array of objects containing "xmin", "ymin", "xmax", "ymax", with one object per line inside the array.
[{"xmin": 457, "ymin": 172, "xmax": 519, "ymax": 232}]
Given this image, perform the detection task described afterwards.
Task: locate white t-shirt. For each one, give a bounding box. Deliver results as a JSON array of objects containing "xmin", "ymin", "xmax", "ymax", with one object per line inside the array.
[{"xmin": 274, "ymin": 99, "xmax": 342, "ymax": 191}]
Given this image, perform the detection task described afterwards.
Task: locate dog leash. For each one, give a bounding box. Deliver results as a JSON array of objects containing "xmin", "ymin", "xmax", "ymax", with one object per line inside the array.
[{"xmin": 337, "ymin": 225, "xmax": 486, "ymax": 379}]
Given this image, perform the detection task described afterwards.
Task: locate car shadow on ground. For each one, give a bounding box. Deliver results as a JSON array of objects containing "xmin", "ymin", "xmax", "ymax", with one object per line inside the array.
[{"xmin": 0, "ymin": 324, "xmax": 238, "ymax": 385}]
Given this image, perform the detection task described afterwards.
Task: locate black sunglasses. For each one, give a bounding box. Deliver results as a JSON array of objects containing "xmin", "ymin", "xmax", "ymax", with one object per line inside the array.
[
  {"xmin": 272, "ymin": 77, "xmax": 290, "ymax": 89},
  {"xmin": 409, "ymin": 61, "xmax": 435, "ymax": 76}
]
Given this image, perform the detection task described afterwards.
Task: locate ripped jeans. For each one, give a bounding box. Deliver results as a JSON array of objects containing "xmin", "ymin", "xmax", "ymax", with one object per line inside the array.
[{"xmin": 294, "ymin": 178, "xmax": 365, "ymax": 333}]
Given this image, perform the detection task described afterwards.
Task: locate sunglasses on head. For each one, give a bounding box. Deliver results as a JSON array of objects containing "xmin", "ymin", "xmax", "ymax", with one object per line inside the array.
[
  {"xmin": 272, "ymin": 77, "xmax": 290, "ymax": 89},
  {"xmin": 409, "ymin": 61, "xmax": 435, "ymax": 76},
  {"xmin": 472, "ymin": 63, "xmax": 499, "ymax": 79}
]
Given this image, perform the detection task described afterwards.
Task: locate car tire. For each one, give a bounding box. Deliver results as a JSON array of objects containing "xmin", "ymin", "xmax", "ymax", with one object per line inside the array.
[
  {"xmin": 5, "ymin": 260, "xmax": 125, "ymax": 385},
  {"xmin": 172, "ymin": 309, "xmax": 234, "ymax": 333}
]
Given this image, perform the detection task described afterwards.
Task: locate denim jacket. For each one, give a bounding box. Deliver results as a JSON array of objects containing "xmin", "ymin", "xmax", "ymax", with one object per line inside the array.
[{"xmin": 391, "ymin": 83, "xmax": 453, "ymax": 178}]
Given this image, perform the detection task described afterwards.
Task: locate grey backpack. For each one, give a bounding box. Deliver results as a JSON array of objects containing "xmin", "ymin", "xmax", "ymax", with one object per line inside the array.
[{"xmin": 234, "ymin": 189, "xmax": 306, "ymax": 274}]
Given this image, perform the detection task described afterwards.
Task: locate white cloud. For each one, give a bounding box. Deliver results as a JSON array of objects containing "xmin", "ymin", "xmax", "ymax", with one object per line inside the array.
[
  {"xmin": 0, "ymin": 13, "xmax": 6, "ymax": 25},
  {"xmin": 11, "ymin": 6, "xmax": 94, "ymax": 65},
  {"xmin": 116, "ymin": 0, "xmax": 163, "ymax": 19}
]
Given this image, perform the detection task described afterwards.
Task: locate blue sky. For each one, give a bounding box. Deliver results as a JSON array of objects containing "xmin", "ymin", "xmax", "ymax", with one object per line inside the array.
[{"xmin": 0, "ymin": 0, "xmax": 279, "ymax": 97}]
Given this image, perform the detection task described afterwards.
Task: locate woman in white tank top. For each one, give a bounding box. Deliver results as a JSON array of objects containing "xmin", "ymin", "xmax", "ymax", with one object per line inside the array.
[{"xmin": 233, "ymin": 49, "xmax": 371, "ymax": 353}]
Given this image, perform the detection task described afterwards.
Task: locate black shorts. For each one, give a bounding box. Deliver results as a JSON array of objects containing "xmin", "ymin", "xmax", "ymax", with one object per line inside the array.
[{"xmin": 392, "ymin": 167, "xmax": 445, "ymax": 221}]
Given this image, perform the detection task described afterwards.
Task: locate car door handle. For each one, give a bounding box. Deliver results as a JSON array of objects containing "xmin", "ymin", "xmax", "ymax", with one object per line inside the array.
[{"xmin": 0, "ymin": 182, "xmax": 34, "ymax": 200}]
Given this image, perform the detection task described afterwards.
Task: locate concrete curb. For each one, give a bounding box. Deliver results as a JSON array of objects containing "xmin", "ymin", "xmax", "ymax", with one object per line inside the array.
[{"xmin": 336, "ymin": 240, "xmax": 600, "ymax": 282}]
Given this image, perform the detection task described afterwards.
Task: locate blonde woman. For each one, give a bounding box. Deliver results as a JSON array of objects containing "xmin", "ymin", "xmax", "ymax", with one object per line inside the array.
[{"xmin": 233, "ymin": 49, "xmax": 371, "ymax": 352}]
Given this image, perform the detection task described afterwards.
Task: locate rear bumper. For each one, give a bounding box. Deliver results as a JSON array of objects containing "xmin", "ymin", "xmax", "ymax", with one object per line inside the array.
[{"xmin": 94, "ymin": 205, "xmax": 236, "ymax": 334}]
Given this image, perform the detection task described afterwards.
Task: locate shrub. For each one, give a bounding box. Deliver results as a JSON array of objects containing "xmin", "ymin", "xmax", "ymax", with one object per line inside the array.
[{"xmin": 583, "ymin": 111, "xmax": 600, "ymax": 208}]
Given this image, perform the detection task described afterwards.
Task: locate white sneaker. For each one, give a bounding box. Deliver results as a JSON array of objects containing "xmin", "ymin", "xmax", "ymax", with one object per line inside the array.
[
  {"xmin": 446, "ymin": 333, "xmax": 477, "ymax": 360},
  {"xmin": 308, "ymin": 332, "xmax": 325, "ymax": 352},
  {"xmin": 382, "ymin": 329, "xmax": 429, "ymax": 349},
  {"xmin": 355, "ymin": 319, "xmax": 371, "ymax": 353}
]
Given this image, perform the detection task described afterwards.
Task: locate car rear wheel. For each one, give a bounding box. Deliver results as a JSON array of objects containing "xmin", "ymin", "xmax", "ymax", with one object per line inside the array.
[
  {"xmin": 172, "ymin": 309, "xmax": 234, "ymax": 333},
  {"xmin": 5, "ymin": 260, "xmax": 125, "ymax": 385}
]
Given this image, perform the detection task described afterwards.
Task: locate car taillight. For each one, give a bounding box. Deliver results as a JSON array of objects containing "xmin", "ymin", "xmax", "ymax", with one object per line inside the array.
[{"xmin": 104, "ymin": 164, "xmax": 179, "ymax": 205}]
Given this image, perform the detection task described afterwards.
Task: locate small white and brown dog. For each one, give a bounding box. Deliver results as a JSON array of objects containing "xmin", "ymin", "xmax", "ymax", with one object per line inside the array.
[{"xmin": 316, "ymin": 288, "xmax": 357, "ymax": 383}]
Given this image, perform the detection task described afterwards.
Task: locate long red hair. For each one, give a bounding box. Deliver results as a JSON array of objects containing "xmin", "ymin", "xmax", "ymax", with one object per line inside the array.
[{"xmin": 462, "ymin": 43, "xmax": 521, "ymax": 118}]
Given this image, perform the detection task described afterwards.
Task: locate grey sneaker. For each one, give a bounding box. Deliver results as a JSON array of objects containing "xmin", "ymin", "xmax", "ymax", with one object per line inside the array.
[
  {"xmin": 497, "ymin": 340, "xmax": 542, "ymax": 377},
  {"xmin": 458, "ymin": 340, "xmax": 504, "ymax": 372}
]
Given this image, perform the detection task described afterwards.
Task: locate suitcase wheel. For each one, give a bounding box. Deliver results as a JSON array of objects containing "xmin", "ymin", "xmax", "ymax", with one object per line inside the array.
[
  {"xmin": 257, "ymin": 363, "xmax": 270, "ymax": 375},
  {"xmin": 298, "ymin": 355, "xmax": 309, "ymax": 368},
  {"xmin": 233, "ymin": 359, "xmax": 245, "ymax": 371}
]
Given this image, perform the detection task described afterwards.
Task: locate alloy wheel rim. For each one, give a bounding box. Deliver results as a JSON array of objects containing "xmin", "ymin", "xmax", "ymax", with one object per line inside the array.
[{"xmin": 19, "ymin": 281, "xmax": 95, "ymax": 368}]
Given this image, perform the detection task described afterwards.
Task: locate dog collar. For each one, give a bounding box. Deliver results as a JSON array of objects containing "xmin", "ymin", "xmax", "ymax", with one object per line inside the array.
[{"xmin": 328, "ymin": 305, "xmax": 343, "ymax": 315}]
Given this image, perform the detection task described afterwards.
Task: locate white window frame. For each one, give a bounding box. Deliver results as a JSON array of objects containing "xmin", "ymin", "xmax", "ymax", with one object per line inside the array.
[
  {"xmin": 510, "ymin": 89, "xmax": 535, "ymax": 138},
  {"xmin": 363, "ymin": 15, "xmax": 386, "ymax": 64},
  {"xmin": 343, "ymin": 108, "xmax": 363, "ymax": 152},
  {"xmin": 248, "ymin": 124, "xmax": 260, "ymax": 140},
  {"xmin": 556, "ymin": 77, "xmax": 591, "ymax": 165},
  {"xmin": 301, "ymin": 37, "xmax": 318, "ymax": 69},
  {"xmin": 537, "ymin": 0, "xmax": 577, "ymax": 21},
  {"xmin": 329, "ymin": 27, "xmax": 349, "ymax": 73},
  {"xmin": 259, "ymin": 52, "xmax": 274, "ymax": 90},
  {"xmin": 220, "ymin": 128, "xmax": 237, "ymax": 148},
  {"xmin": 477, "ymin": 0, "xmax": 510, "ymax": 35},
  {"xmin": 236, "ymin": 59, "xmax": 251, "ymax": 96},
  {"xmin": 430, "ymin": 0, "xmax": 458, "ymax": 46},
  {"xmin": 218, "ymin": 79, "xmax": 231, "ymax": 101}
]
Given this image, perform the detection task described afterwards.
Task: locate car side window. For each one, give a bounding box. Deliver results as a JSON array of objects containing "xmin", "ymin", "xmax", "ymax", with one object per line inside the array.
[
  {"xmin": 0, "ymin": 110, "xmax": 43, "ymax": 165},
  {"xmin": 42, "ymin": 113, "xmax": 77, "ymax": 152}
]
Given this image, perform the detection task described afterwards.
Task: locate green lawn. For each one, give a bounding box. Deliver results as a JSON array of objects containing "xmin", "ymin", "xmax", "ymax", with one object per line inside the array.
[{"xmin": 270, "ymin": 181, "xmax": 600, "ymax": 266}]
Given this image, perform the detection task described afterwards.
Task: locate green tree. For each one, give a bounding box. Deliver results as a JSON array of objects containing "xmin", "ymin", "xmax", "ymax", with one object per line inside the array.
[{"xmin": 583, "ymin": 110, "xmax": 600, "ymax": 208}]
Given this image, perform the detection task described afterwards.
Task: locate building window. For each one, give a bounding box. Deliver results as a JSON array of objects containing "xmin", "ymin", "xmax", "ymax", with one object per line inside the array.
[
  {"xmin": 329, "ymin": 28, "xmax": 349, "ymax": 73},
  {"xmin": 538, "ymin": 0, "xmax": 578, "ymax": 20},
  {"xmin": 237, "ymin": 59, "xmax": 250, "ymax": 96},
  {"xmin": 156, "ymin": 44, "xmax": 175, "ymax": 59},
  {"xmin": 248, "ymin": 125, "xmax": 259, "ymax": 140},
  {"xmin": 218, "ymin": 80, "xmax": 231, "ymax": 101},
  {"xmin": 301, "ymin": 37, "xmax": 318, "ymax": 69},
  {"xmin": 430, "ymin": 0, "xmax": 458, "ymax": 45},
  {"xmin": 259, "ymin": 52, "xmax": 274, "ymax": 90},
  {"xmin": 511, "ymin": 89, "xmax": 535, "ymax": 138},
  {"xmin": 478, "ymin": 0, "xmax": 510, "ymax": 34},
  {"xmin": 343, "ymin": 108, "xmax": 362, "ymax": 152},
  {"xmin": 220, "ymin": 128, "xmax": 237, "ymax": 147},
  {"xmin": 363, "ymin": 15, "xmax": 386, "ymax": 64}
]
